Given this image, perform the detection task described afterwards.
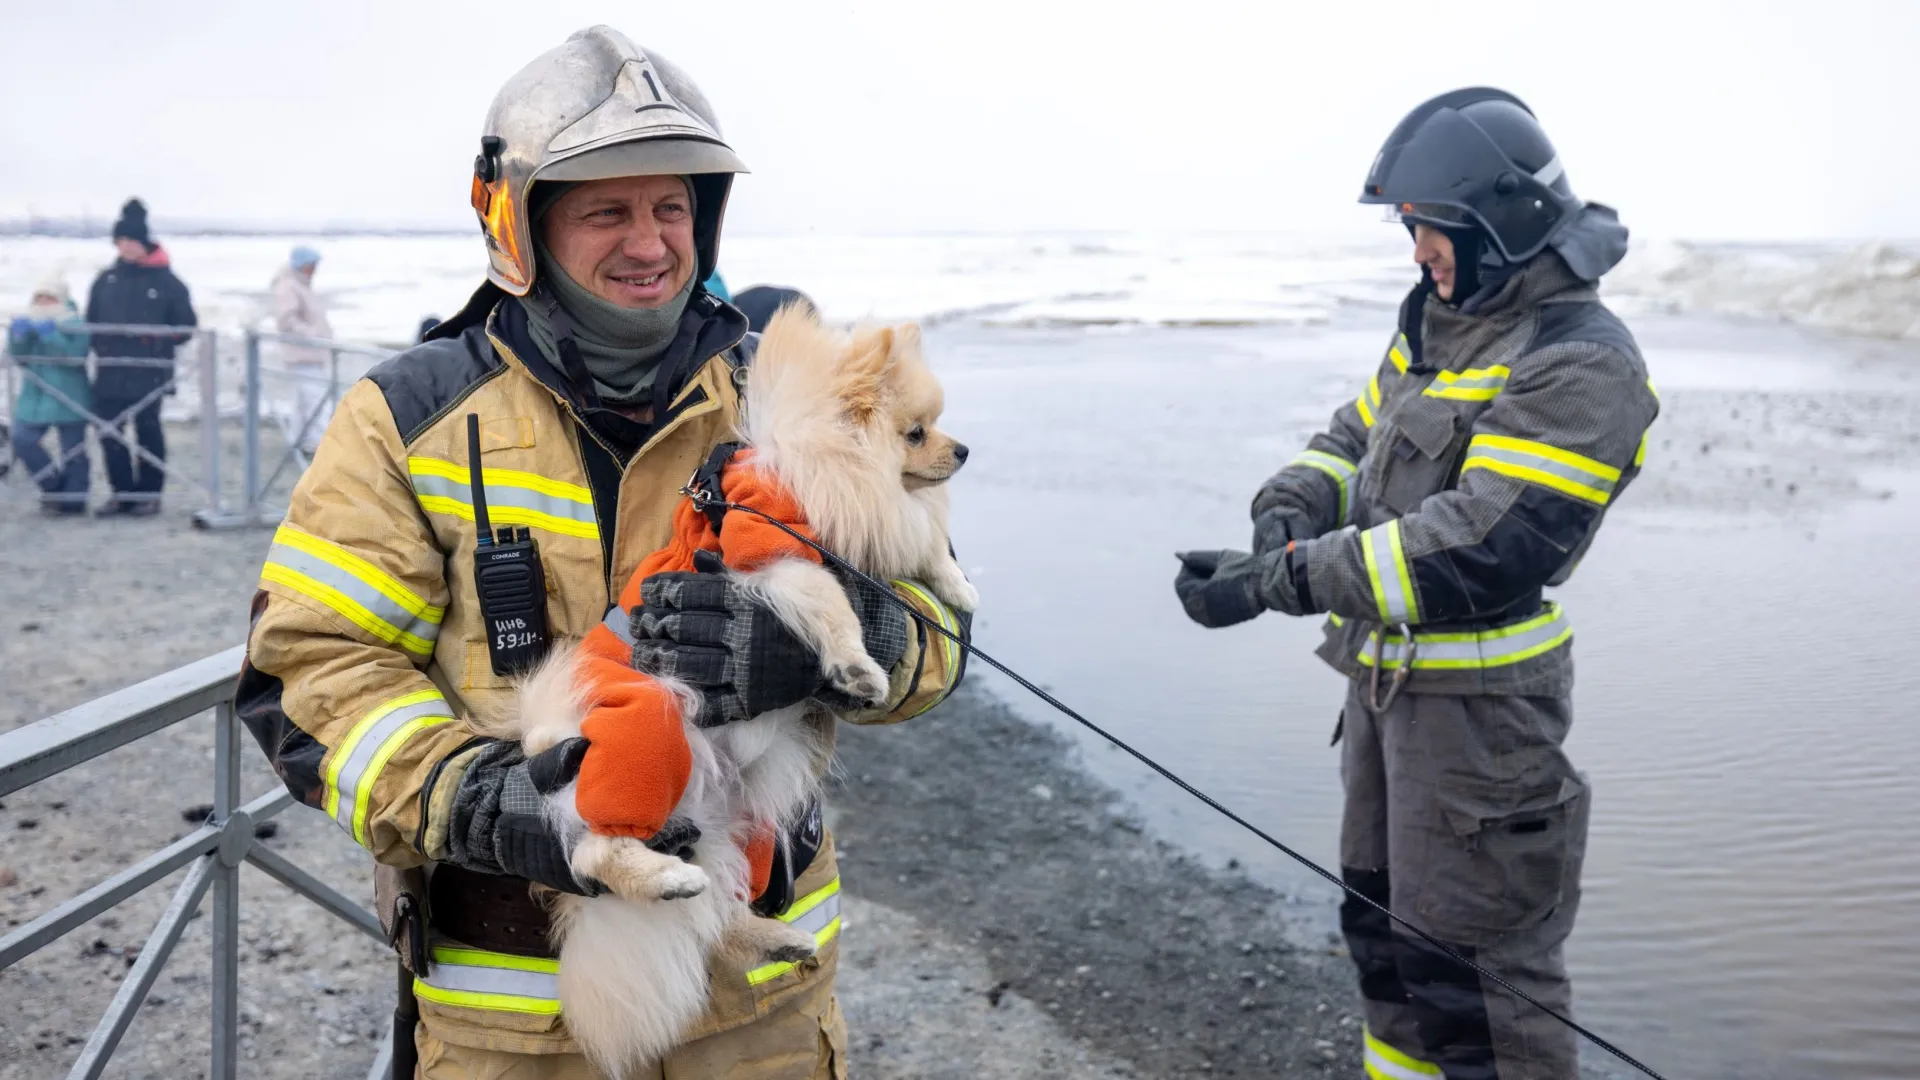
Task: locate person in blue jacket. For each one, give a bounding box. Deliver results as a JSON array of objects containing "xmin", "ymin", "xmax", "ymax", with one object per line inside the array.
[{"xmin": 9, "ymin": 279, "xmax": 93, "ymax": 515}]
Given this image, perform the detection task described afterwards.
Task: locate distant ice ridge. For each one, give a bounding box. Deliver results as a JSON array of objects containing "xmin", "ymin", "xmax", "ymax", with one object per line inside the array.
[{"xmin": 1607, "ymin": 239, "xmax": 1920, "ymax": 341}]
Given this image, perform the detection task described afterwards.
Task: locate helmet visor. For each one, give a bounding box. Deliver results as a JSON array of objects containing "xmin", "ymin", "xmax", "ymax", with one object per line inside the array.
[
  {"xmin": 1382, "ymin": 202, "xmax": 1479, "ymax": 230},
  {"xmin": 540, "ymin": 137, "xmax": 748, "ymax": 183}
]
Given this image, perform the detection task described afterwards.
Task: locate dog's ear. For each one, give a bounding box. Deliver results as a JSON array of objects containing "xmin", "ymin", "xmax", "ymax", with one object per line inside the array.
[
  {"xmin": 892, "ymin": 322, "xmax": 922, "ymax": 356},
  {"xmin": 841, "ymin": 326, "xmax": 895, "ymax": 421}
]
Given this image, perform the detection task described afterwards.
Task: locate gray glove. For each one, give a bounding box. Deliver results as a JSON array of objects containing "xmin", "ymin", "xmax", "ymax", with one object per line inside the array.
[
  {"xmin": 1252, "ymin": 507, "xmax": 1310, "ymax": 556},
  {"xmin": 631, "ymin": 558, "xmax": 910, "ymax": 726},
  {"xmin": 1173, "ymin": 545, "xmax": 1318, "ymax": 628}
]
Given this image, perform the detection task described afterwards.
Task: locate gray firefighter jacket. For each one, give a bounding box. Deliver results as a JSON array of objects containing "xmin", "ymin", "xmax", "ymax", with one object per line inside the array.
[{"xmin": 1255, "ymin": 209, "xmax": 1659, "ymax": 697}]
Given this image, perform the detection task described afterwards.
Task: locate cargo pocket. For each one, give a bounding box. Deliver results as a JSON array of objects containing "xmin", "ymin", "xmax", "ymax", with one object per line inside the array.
[
  {"xmin": 1413, "ymin": 772, "xmax": 1586, "ymax": 941},
  {"xmin": 820, "ymin": 995, "xmax": 849, "ymax": 1080},
  {"xmin": 1375, "ymin": 397, "xmax": 1460, "ymax": 515}
]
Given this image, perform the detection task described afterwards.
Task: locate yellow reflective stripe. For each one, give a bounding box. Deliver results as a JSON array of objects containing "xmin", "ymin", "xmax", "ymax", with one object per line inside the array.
[
  {"xmin": 1368, "ymin": 374, "xmax": 1383, "ymax": 407},
  {"xmin": 1289, "ymin": 450, "xmax": 1356, "ymax": 525},
  {"xmin": 431, "ymin": 947, "xmax": 559, "ymax": 974},
  {"xmin": 1424, "ymin": 364, "xmax": 1511, "ymax": 401},
  {"xmin": 1468, "ymin": 434, "xmax": 1620, "ymax": 480},
  {"xmin": 1462, "ymin": 457, "xmax": 1611, "ymax": 505},
  {"xmin": 1366, "ymin": 1027, "xmax": 1442, "ymax": 1078},
  {"xmin": 408, "ymin": 456, "xmax": 601, "ymax": 540},
  {"xmin": 745, "ymin": 918, "xmax": 843, "ymax": 986},
  {"xmin": 258, "ymin": 564, "xmax": 438, "ymax": 658},
  {"xmin": 1361, "ymin": 520, "xmax": 1419, "ymax": 624},
  {"xmin": 408, "ymin": 456, "xmax": 593, "ymax": 503},
  {"xmin": 1355, "ymin": 604, "xmax": 1571, "ymax": 670},
  {"xmin": 1355, "ymin": 391, "xmax": 1376, "ymax": 429},
  {"xmin": 271, "ymin": 526, "xmax": 444, "ymax": 625},
  {"xmin": 892, "ymin": 580, "xmax": 962, "ymax": 717},
  {"xmin": 1389, "ymin": 343, "xmax": 1410, "ymax": 374},
  {"xmin": 1635, "ymin": 379, "xmax": 1658, "ymax": 467},
  {"xmin": 322, "ymin": 689, "xmax": 456, "ymax": 846},
  {"xmin": 415, "ymin": 944, "xmax": 562, "ymax": 1014},
  {"xmin": 1463, "ymin": 433, "xmax": 1620, "ymax": 506},
  {"xmin": 746, "ymin": 877, "xmax": 843, "ymax": 986},
  {"xmin": 412, "ymin": 983, "xmax": 562, "ymax": 1014}
]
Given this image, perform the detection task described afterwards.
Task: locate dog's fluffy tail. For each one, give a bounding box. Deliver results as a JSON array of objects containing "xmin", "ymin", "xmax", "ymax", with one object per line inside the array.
[{"xmin": 549, "ymin": 838, "xmax": 747, "ymax": 1075}]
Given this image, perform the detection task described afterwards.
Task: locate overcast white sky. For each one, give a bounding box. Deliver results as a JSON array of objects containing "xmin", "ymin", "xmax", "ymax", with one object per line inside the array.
[{"xmin": 1, "ymin": 0, "xmax": 1914, "ymax": 241}]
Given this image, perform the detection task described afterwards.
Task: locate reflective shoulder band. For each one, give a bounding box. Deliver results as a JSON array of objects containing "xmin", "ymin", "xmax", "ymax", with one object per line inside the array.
[
  {"xmin": 1424, "ymin": 364, "xmax": 1510, "ymax": 402},
  {"xmin": 408, "ymin": 456, "xmax": 601, "ymax": 540},
  {"xmin": 261, "ymin": 525, "xmax": 443, "ymax": 657},
  {"xmin": 1461, "ymin": 434, "xmax": 1620, "ymax": 506}
]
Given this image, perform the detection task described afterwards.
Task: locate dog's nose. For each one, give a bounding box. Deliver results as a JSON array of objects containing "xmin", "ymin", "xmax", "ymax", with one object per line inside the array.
[{"xmin": 952, "ymin": 443, "xmax": 970, "ymax": 466}]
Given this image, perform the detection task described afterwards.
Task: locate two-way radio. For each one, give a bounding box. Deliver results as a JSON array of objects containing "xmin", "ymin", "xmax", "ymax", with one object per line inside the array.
[{"xmin": 467, "ymin": 413, "xmax": 552, "ymax": 676}]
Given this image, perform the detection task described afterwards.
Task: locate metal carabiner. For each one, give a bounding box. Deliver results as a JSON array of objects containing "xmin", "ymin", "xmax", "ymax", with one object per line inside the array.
[{"xmin": 1366, "ymin": 623, "xmax": 1416, "ymax": 714}]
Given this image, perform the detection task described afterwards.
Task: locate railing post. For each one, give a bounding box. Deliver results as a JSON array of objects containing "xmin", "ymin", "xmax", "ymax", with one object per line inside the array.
[
  {"xmin": 210, "ymin": 702, "xmax": 241, "ymax": 1080},
  {"xmin": 199, "ymin": 330, "xmax": 222, "ymax": 518},
  {"xmin": 243, "ymin": 332, "xmax": 261, "ymax": 521}
]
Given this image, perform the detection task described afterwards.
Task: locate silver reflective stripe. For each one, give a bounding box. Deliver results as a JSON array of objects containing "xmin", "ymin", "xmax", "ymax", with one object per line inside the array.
[
  {"xmin": 601, "ymin": 606, "xmax": 635, "ymax": 647},
  {"xmin": 420, "ymin": 961, "xmax": 559, "ymax": 1000},
  {"xmin": 1363, "ymin": 524, "xmax": 1417, "ymax": 624},
  {"xmin": 264, "ymin": 541, "xmax": 440, "ymax": 648},
  {"xmin": 786, "ymin": 891, "xmax": 841, "ymax": 938},
  {"xmin": 1291, "ymin": 450, "xmax": 1357, "ymax": 524},
  {"xmin": 1362, "ymin": 608, "xmax": 1571, "ymax": 669},
  {"xmin": 329, "ymin": 696, "xmax": 455, "ymax": 837},
  {"xmin": 1466, "ymin": 442, "xmax": 1616, "ymax": 500},
  {"xmin": 409, "ymin": 470, "xmax": 598, "ymax": 530},
  {"xmin": 1534, "ymin": 155, "xmax": 1565, "ymax": 188}
]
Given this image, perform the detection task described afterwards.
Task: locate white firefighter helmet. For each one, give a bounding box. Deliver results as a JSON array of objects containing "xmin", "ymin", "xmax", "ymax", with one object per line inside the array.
[{"xmin": 470, "ymin": 26, "xmax": 747, "ymax": 295}]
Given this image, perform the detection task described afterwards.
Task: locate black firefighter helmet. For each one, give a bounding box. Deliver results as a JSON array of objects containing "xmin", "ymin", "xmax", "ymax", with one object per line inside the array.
[{"xmin": 1360, "ymin": 88, "xmax": 1582, "ymax": 265}]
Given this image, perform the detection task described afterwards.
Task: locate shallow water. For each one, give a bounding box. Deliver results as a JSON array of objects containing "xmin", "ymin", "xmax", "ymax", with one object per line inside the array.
[{"xmin": 936, "ymin": 312, "xmax": 1920, "ymax": 1079}]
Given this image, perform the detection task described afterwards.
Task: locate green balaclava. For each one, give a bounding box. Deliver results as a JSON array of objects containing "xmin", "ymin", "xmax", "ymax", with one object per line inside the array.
[{"xmin": 520, "ymin": 177, "xmax": 699, "ymax": 405}]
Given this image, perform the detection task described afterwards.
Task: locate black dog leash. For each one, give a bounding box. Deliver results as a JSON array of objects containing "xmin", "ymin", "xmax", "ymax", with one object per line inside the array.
[{"xmin": 683, "ymin": 481, "xmax": 1671, "ymax": 1080}]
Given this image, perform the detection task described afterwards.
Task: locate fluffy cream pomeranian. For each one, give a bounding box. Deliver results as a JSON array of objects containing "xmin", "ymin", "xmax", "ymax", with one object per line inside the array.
[{"xmin": 485, "ymin": 305, "xmax": 976, "ymax": 1075}]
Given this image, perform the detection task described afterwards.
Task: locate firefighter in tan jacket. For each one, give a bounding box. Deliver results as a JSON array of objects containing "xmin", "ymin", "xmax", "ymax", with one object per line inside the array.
[{"xmin": 237, "ymin": 27, "xmax": 966, "ymax": 1078}]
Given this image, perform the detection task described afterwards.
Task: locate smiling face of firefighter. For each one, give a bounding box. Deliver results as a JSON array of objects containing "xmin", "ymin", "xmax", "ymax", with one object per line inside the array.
[{"xmin": 540, "ymin": 175, "xmax": 697, "ymax": 310}]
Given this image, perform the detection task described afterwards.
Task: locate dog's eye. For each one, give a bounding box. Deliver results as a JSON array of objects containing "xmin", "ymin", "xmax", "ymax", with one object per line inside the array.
[{"xmin": 906, "ymin": 425, "xmax": 926, "ymax": 446}]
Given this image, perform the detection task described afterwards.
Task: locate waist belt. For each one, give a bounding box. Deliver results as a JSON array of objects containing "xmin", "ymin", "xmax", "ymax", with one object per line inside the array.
[{"xmin": 428, "ymin": 864, "xmax": 557, "ymax": 958}]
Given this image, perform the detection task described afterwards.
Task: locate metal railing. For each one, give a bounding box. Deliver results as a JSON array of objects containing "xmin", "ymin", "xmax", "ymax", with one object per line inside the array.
[
  {"xmin": 0, "ymin": 649, "xmax": 395, "ymax": 1080},
  {"xmin": 202, "ymin": 330, "xmax": 396, "ymax": 529},
  {"xmin": 1, "ymin": 322, "xmax": 219, "ymax": 513},
  {"xmin": 2, "ymin": 324, "xmax": 396, "ymax": 529}
]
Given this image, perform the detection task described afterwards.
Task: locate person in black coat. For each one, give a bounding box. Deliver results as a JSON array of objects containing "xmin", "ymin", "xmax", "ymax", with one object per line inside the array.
[{"xmin": 85, "ymin": 199, "xmax": 197, "ymax": 516}]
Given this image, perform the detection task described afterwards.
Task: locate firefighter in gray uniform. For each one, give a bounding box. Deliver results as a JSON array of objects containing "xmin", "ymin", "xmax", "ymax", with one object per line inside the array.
[{"xmin": 1174, "ymin": 87, "xmax": 1659, "ymax": 1079}]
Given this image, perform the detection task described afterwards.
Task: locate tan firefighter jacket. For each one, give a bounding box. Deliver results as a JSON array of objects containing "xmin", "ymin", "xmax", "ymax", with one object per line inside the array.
[{"xmin": 237, "ymin": 288, "xmax": 966, "ymax": 1054}]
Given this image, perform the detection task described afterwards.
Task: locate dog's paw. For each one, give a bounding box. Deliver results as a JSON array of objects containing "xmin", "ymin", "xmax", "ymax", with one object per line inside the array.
[
  {"xmin": 926, "ymin": 561, "xmax": 979, "ymax": 612},
  {"xmin": 650, "ymin": 861, "xmax": 710, "ymax": 901},
  {"xmin": 825, "ymin": 657, "xmax": 890, "ymax": 709},
  {"xmin": 762, "ymin": 939, "xmax": 818, "ymax": 965}
]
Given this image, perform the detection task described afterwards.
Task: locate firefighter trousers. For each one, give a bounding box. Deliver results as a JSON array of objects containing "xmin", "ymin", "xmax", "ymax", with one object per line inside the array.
[{"xmin": 1337, "ymin": 682, "xmax": 1590, "ymax": 1080}]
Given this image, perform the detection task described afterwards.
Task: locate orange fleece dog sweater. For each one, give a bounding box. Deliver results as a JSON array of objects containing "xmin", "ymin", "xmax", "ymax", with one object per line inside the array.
[{"xmin": 573, "ymin": 450, "xmax": 820, "ymax": 897}]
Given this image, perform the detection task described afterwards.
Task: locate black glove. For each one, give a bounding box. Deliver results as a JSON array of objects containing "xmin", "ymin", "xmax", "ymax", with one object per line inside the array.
[
  {"xmin": 1174, "ymin": 550, "xmax": 1267, "ymax": 628},
  {"xmin": 630, "ymin": 556, "xmax": 910, "ymax": 726},
  {"xmin": 434, "ymin": 740, "xmax": 707, "ymax": 896}
]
